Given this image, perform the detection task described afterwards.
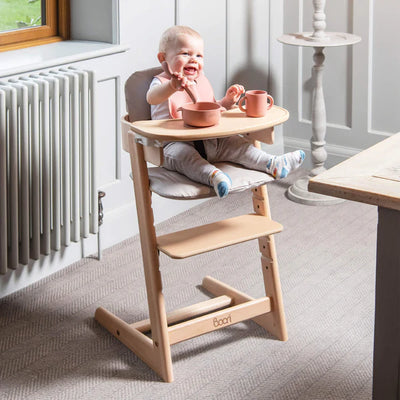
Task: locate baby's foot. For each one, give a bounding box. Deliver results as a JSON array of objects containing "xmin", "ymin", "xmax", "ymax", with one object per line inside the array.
[
  {"xmin": 266, "ymin": 150, "xmax": 305, "ymax": 179},
  {"xmin": 210, "ymin": 170, "xmax": 232, "ymax": 199}
]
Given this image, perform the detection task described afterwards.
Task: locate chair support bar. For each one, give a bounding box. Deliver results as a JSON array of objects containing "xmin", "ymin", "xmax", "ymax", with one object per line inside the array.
[
  {"xmin": 202, "ymin": 275, "xmax": 255, "ymax": 303},
  {"xmin": 96, "ymin": 275, "xmax": 275, "ymax": 353},
  {"xmin": 130, "ymin": 295, "xmax": 233, "ymax": 332},
  {"xmin": 168, "ymin": 296, "xmax": 271, "ymax": 344}
]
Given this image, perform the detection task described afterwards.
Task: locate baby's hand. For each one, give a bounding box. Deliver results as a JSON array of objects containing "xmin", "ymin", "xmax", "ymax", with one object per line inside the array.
[
  {"xmin": 170, "ymin": 72, "xmax": 194, "ymax": 91},
  {"xmin": 225, "ymin": 84, "xmax": 245, "ymax": 103}
]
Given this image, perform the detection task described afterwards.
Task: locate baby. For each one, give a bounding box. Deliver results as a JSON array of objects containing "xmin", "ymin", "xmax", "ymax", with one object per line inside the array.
[{"xmin": 147, "ymin": 25, "xmax": 304, "ymax": 198}]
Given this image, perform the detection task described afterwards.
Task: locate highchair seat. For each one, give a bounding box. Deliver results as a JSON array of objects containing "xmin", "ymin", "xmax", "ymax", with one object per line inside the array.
[{"xmin": 140, "ymin": 162, "xmax": 274, "ymax": 199}]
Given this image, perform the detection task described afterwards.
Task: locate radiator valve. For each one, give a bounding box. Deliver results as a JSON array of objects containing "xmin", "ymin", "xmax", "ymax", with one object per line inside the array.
[{"xmin": 98, "ymin": 191, "xmax": 106, "ymax": 226}]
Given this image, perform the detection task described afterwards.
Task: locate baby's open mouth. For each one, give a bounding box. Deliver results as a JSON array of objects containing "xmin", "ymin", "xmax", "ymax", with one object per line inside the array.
[{"xmin": 184, "ymin": 67, "xmax": 197, "ymax": 75}]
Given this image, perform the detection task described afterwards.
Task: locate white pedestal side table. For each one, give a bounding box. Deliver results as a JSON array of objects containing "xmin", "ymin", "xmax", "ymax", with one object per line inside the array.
[{"xmin": 278, "ymin": 1, "xmax": 361, "ymax": 205}]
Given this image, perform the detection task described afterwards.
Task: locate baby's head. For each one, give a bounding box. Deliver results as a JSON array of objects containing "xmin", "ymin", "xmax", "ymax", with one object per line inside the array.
[
  {"xmin": 158, "ymin": 25, "xmax": 204, "ymax": 81},
  {"xmin": 159, "ymin": 25, "xmax": 202, "ymax": 54}
]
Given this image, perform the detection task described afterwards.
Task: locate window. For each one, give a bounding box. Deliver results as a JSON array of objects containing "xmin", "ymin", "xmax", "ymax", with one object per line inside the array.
[{"xmin": 0, "ymin": 0, "xmax": 69, "ymax": 52}]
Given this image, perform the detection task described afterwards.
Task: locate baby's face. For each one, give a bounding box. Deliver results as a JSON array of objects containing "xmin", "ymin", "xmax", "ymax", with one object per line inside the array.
[{"xmin": 164, "ymin": 34, "xmax": 204, "ymax": 81}]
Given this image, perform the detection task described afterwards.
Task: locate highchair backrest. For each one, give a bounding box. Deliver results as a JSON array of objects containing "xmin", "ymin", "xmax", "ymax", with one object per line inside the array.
[
  {"xmin": 125, "ymin": 66, "xmax": 163, "ymax": 122},
  {"xmin": 122, "ymin": 66, "xmax": 164, "ymax": 165}
]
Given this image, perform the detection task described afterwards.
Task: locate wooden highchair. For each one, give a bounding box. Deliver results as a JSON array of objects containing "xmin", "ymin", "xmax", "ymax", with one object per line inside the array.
[{"xmin": 95, "ymin": 66, "xmax": 289, "ymax": 382}]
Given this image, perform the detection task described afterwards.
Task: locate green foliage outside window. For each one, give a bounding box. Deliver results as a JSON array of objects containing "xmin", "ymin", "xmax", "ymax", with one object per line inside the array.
[{"xmin": 0, "ymin": 0, "xmax": 42, "ymax": 33}]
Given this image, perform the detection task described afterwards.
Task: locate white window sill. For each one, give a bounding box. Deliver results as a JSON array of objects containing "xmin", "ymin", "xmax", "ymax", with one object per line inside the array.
[{"xmin": 0, "ymin": 40, "xmax": 129, "ymax": 78}]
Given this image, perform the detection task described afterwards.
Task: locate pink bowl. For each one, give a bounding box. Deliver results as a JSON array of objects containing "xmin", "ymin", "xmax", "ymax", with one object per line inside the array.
[{"xmin": 178, "ymin": 102, "xmax": 224, "ymax": 127}]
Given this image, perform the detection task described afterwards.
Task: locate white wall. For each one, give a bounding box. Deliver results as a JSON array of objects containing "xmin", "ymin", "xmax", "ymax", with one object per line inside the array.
[
  {"xmin": 282, "ymin": 0, "xmax": 400, "ymax": 168},
  {"xmin": 0, "ymin": 0, "xmax": 282, "ymax": 297}
]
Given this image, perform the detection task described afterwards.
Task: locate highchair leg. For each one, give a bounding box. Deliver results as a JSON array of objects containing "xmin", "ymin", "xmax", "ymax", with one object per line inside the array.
[
  {"xmin": 95, "ymin": 135, "xmax": 174, "ymax": 382},
  {"xmin": 252, "ymin": 183, "xmax": 288, "ymax": 341},
  {"xmin": 129, "ymin": 136, "xmax": 174, "ymax": 381},
  {"xmin": 249, "ymin": 137, "xmax": 287, "ymax": 341}
]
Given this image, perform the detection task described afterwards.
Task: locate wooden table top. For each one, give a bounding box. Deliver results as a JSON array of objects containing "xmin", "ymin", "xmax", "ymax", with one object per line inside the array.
[
  {"xmin": 309, "ymin": 133, "xmax": 400, "ymax": 211},
  {"xmin": 128, "ymin": 106, "xmax": 289, "ymax": 142}
]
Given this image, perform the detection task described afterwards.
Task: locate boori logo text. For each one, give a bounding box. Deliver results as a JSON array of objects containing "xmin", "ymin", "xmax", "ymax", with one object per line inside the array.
[{"xmin": 213, "ymin": 314, "xmax": 232, "ymax": 327}]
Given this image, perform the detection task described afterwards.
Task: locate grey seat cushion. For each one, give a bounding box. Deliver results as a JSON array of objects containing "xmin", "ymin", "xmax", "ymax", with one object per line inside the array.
[{"xmin": 146, "ymin": 162, "xmax": 274, "ymax": 199}]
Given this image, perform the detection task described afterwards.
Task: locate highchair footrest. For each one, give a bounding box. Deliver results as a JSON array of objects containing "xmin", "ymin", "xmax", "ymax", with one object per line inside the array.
[{"xmin": 157, "ymin": 213, "xmax": 282, "ymax": 259}]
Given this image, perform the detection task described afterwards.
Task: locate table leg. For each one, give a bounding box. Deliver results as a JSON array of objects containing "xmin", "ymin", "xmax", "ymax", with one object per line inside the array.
[{"xmin": 373, "ymin": 206, "xmax": 400, "ymax": 399}]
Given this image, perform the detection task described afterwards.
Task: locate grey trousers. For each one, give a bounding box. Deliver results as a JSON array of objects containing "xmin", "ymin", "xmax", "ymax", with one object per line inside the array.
[{"xmin": 162, "ymin": 136, "xmax": 272, "ymax": 186}]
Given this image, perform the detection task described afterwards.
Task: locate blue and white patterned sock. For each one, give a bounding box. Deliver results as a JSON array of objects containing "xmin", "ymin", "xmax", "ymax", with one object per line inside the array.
[
  {"xmin": 266, "ymin": 150, "xmax": 305, "ymax": 179},
  {"xmin": 210, "ymin": 170, "xmax": 232, "ymax": 199}
]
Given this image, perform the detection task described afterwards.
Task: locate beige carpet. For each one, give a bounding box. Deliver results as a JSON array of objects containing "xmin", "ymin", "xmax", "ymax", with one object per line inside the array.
[{"xmin": 0, "ymin": 170, "xmax": 377, "ymax": 399}]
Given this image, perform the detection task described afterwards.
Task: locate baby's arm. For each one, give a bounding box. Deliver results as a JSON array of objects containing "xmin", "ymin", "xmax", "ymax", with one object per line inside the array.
[
  {"xmin": 146, "ymin": 72, "xmax": 192, "ymax": 105},
  {"xmin": 218, "ymin": 84, "xmax": 245, "ymax": 110}
]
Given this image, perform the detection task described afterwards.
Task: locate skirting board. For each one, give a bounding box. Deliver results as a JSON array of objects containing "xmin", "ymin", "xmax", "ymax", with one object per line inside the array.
[{"xmin": 284, "ymin": 136, "xmax": 361, "ymax": 169}]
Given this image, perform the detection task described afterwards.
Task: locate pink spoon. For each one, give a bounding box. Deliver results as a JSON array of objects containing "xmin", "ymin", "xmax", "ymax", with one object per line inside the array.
[{"xmin": 161, "ymin": 61, "xmax": 198, "ymax": 104}]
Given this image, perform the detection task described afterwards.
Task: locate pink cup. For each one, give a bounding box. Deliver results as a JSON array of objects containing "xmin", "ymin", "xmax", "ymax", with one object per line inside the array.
[{"xmin": 238, "ymin": 90, "xmax": 274, "ymax": 117}]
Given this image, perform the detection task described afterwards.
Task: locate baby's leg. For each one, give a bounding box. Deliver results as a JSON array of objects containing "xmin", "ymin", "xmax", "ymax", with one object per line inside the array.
[
  {"xmin": 163, "ymin": 141, "xmax": 231, "ymax": 198},
  {"xmin": 265, "ymin": 151, "xmax": 305, "ymax": 179},
  {"xmin": 206, "ymin": 136, "xmax": 304, "ymax": 179},
  {"xmin": 206, "ymin": 136, "xmax": 269, "ymax": 170},
  {"xmin": 163, "ymin": 141, "xmax": 214, "ymax": 184}
]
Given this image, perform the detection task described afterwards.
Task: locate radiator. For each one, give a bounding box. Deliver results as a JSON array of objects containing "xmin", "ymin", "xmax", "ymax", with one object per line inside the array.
[{"xmin": 0, "ymin": 67, "xmax": 98, "ymax": 274}]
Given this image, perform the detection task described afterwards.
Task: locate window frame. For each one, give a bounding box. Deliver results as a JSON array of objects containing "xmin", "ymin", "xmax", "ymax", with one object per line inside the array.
[{"xmin": 0, "ymin": 0, "xmax": 70, "ymax": 52}]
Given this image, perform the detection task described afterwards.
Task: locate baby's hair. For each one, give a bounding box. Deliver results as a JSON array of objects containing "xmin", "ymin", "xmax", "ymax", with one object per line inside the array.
[{"xmin": 159, "ymin": 25, "xmax": 202, "ymax": 53}]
